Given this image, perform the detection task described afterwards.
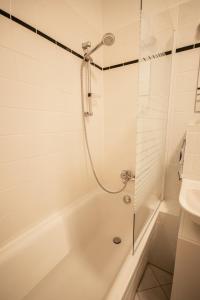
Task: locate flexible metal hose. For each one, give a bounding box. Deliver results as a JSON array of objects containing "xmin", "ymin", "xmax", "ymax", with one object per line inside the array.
[{"xmin": 80, "ymin": 60, "xmax": 128, "ymax": 194}]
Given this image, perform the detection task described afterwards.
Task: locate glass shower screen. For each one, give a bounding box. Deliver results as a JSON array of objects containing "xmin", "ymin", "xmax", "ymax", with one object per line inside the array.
[{"xmin": 134, "ymin": 1, "xmax": 175, "ymax": 243}]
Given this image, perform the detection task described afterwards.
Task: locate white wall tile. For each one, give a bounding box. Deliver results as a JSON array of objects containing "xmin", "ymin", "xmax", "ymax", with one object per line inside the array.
[
  {"xmin": 102, "ymin": 0, "xmax": 139, "ymax": 66},
  {"xmin": 176, "ymin": 21, "xmax": 200, "ymax": 48},
  {"xmin": 174, "ymin": 48, "xmax": 200, "ymax": 73},
  {"xmin": 65, "ymin": 0, "xmax": 103, "ymax": 32},
  {"xmin": 11, "ymin": 0, "xmax": 37, "ymax": 27},
  {"xmin": 185, "ymin": 131, "xmax": 200, "ymax": 154},
  {"xmin": 0, "ymin": 46, "xmax": 18, "ymax": 80},
  {"xmin": 178, "ymin": 0, "xmax": 200, "ymax": 29},
  {"xmin": 103, "ymin": 64, "xmax": 137, "ymax": 189},
  {"xmin": 102, "ymin": 0, "xmax": 140, "ymax": 32},
  {"xmin": 175, "ymin": 70, "xmax": 199, "ymax": 93},
  {"xmin": 103, "ymin": 21, "xmax": 139, "ymax": 66},
  {"xmin": 0, "ymin": 5, "xmax": 104, "ymax": 245},
  {"xmin": 165, "ymin": 1, "xmax": 200, "ymax": 204},
  {"xmin": 173, "ymin": 90, "xmax": 196, "ymax": 112},
  {"xmin": 0, "ymin": 16, "xmax": 13, "ymax": 49},
  {"xmin": 0, "ymin": 0, "xmax": 11, "ymax": 12}
]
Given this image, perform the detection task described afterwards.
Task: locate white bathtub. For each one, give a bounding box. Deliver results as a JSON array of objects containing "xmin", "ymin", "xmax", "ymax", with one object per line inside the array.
[{"xmin": 0, "ymin": 190, "xmax": 159, "ymax": 300}]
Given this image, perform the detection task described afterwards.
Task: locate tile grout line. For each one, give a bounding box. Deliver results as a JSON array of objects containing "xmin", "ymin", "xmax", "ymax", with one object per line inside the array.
[
  {"xmin": 160, "ymin": 283, "xmax": 173, "ymax": 299},
  {"xmin": 136, "ymin": 264, "xmax": 160, "ymax": 295},
  {"xmin": 149, "ymin": 264, "xmax": 172, "ymax": 299},
  {"xmin": 148, "ymin": 264, "xmax": 172, "ymax": 286},
  {"xmin": 136, "ymin": 291, "xmax": 142, "ymax": 300},
  {"xmin": 149, "ymin": 262, "xmax": 173, "ymax": 276},
  {"xmin": 136, "ymin": 286, "xmax": 169, "ymax": 300},
  {"xmin": 159, "ymin": 285, "xmax": 171, "ymax": 300},
  {"xmin": 136, "ymin": 263, "xmax": 151, "ymax": 293},
  {"xmin": 136, "ymin": 264, "xmax": 172, "ymax": 299}
]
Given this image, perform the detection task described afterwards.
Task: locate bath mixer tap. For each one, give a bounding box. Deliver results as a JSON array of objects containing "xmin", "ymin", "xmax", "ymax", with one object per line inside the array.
[{"xmin": 120, "ymin": 170, "xmax": 135, "ymax": 182}]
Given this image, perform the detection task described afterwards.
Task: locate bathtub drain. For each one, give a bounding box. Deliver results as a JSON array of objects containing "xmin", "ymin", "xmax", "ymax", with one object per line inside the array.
[{"xmin": 113, "ymin": 237, "xmax": 122, "ymax": 244}]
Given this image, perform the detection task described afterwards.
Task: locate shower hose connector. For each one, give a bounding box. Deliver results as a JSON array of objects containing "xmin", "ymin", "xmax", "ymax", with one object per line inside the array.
[{"xmin": 120, "ymin": 170, "xmax": 135, "ymax": 183}]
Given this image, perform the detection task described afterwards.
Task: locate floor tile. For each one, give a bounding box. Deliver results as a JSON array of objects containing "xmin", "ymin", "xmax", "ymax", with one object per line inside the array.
[
  {"xmin": 161, "ymin": 284, "xmax": 172, "ymax": 299},
  {"xmin": 134, "ymin": 294, "xmax": 140, "ymax": 300},
  {"xmin": 138, "ymin": 287, "xmax": 168, "ymax": 300},
  {"xmin": 149, "ymin": 265, "xmax": 173, "ymax": 285},
  {"xmin": 138, "ymin": 266, "xmax": 159, "ymax": 291}
]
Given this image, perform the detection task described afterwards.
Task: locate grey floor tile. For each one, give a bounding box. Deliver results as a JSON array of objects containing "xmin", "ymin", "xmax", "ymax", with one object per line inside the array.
[
  {"xmin": 149, "ymin": 265, "xmax": 173, "ymax": 285},
  {"xmin": 138, "ymin": 287, "xmax": 168, "ymax": 300},
  {"xmin": 134, "ymin": 294, "xmax": 140, "ymax": 300},
  {"xmin": 161, "ymin": 284, "xmax": 172, "ymax": 299},
  {"xmin": 138, "ymin": 266, "xmax": 159, "ymax": 291}
]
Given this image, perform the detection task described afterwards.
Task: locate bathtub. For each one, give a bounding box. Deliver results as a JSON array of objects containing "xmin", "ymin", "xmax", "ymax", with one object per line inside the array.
[{"xmin": 0, "ymin": 190, "xmax": 159, "ymax": 300}]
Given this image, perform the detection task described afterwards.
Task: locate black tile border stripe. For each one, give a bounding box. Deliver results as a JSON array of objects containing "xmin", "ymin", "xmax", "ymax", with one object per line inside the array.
[
  {"xmin": 0, "ymin": 8, "xmax": 200, "ymax": 72},
  {"xmin": 56, "ymin": 41, "xmax": 72, "ymax": 53},
  {"xmin": 0, "ymin": 9, "xmax": 87, "ymax": 64},
  {"xmin": 176, "ymin": 44, "xmax": 194, "ymax": 53},
  {"xmin": 103, "ymin": 59, "xmax": 139, "ymax": 71},
  {"xmin": 103, "ymin": 66, "xmax": 110, "ymax": 71},
  {"xmin": 124, "ymin": 59, "xmax": 139, "ymax": 65},
  {"xmin": 91, "ymin": 62, "xmax": 103, "ymax": 70},
  {"xmin": 11, "ymin": 15, "xmax": 36, "ymax": 33},
  {"xmin": 0, "ymin": 8, "xmax": 10, "ymax": 18},
  {"xmin": 165, "ymin": 50, "xmax": 172, "ymax": 56},
  {"xmin": 37, "ymin": 30, "xmax": 56, "ymax": 44},
  {"xmin": 109, "ymin": 63, "xmax": 124, "ymax": 69},
  {"xmin": 71, "ymin": 50, "xmax": 84, "ymax": 59},
  {"xmin": 195, "ymin": 43, "xmax": 200, "ymax": 48}
]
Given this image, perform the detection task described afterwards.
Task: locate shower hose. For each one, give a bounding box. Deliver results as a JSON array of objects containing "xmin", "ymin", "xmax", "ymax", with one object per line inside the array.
[{"xmin": 80, "ymin": 60, "xmax": 129, "ymax": 194}]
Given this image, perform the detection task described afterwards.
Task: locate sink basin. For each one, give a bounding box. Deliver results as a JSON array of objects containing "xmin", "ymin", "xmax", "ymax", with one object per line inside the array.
[{"xmin": 179, "ymin": 179, "xmax": 200, "ymax": 225}]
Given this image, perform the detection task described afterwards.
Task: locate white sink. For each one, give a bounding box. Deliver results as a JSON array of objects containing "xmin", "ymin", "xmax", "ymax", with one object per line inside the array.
[{"xmin": 179, "ymin": 179, "xmax": 200, "ymax": 225}]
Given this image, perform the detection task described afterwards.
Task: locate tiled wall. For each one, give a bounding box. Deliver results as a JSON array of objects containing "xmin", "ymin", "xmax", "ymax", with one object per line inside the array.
[
  {"xmin": 0, "ymin": 1, "xmax": 104, "ymax": 246},
  {"xmin": 183, "ymin": 124, "xmax": 200, "ymax": 180},
  {"xmin": 2, "ymin": 0, "xmax": 199, "ymax": 250},
  {"xmin": 102, "ymin": 0, "xmax": 139, "ymax": 67},
  {"xmin": 102, "ymin": 0, "xmax": 139, "ymax": 191},
  {"xmin": 103, "ymin": 64, "xmax": 138, "ymax": 191},
  {"xmin": 0, "ymin": 0, "xmax": 141, "ymax": 247},
  {"xmin": 0, "ymin": 0, "xmax": 103, "ymax": 64},
  {"xmin": 164, "ymin": 0, "xmax": 200, "ymax": 205}
]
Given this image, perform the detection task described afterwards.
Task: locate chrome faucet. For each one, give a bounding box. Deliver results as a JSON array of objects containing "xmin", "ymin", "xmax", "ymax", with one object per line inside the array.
[{"xmin": 120, "ymin": 170, "xmax": 135, "ymax": 182}]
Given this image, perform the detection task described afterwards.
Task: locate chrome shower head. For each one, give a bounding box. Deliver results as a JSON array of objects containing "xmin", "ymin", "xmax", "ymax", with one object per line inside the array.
[
  {"xmin": 83, "ymin": 33, "xmax": 115, "ymax": 60},
  {"xmin": 102, "ymin": 33, "xmax": 115, "ymax": 46}
]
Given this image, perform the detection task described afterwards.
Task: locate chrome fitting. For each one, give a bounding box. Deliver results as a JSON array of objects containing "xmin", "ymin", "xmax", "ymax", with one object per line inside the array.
[{"xmin": 120, "ymin": 170, "xmax": 135, "ymax": 182}]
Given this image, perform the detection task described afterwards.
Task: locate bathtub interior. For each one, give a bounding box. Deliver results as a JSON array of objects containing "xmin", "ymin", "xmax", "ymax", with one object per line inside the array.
[
  {"xmin": 61, "ymin": 191, "xmax": 134, "ymax": 251},
  {"xmin": 14, "ymin": 191, "xmax": 134, "ymax": 300}
]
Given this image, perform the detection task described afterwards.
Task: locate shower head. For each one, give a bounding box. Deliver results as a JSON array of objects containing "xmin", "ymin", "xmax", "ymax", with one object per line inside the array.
[
  {"xmin": 102, "ymin": 33, "xmax": 115, "ymax": 46},
  {"xmin": 83, "ymin": 33, "xmax": 115, "ymax": 60}
]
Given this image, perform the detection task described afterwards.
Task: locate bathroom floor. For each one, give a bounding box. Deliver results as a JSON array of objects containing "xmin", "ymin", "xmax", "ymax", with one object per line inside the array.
[{"xmin": 134, "ymin": 264, "xmax": 173, "ymax": 300}]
